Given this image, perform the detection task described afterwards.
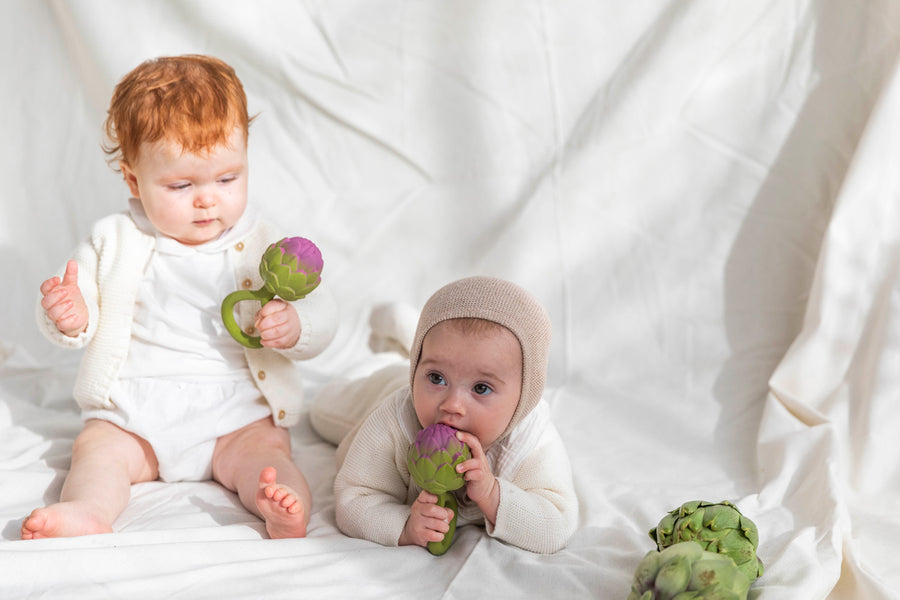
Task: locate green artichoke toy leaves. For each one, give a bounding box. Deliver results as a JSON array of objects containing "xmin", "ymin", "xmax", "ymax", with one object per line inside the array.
[
  {"xmin": 649, "ymin": 500, "xmax": 764, "ymax": 582},
  {"xmin": 407, "ymin": 423, "xmax": 471, "ymax": 555},
  {"xmin": 628, "ymin": 541, "xmax": 751, "ymax": 600}
]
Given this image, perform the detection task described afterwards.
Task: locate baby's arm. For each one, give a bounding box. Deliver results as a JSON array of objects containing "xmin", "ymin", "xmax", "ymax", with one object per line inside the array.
[
  {"xmin": 39, "ymin": 260, "xmax": 89, "ymax": 337},
  {"xmin": 478, "ymin": 425, "xmax": 579, "ymax": 554},
  {"xmin": 333, "ymin": 403, "xmax": 416, "ymax": 547}
]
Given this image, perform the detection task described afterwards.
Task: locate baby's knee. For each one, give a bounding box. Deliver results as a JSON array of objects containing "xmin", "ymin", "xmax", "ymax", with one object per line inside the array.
[
  {"xmin": 72, "ymin": 419, "xmax": 158, "ymax": 479},
  {"xmin": 74, "ymin": 419, "xmax": 143, "ymax": 454},
  {"xmin": 217, "ymin": 417, "xmax": 291, "ymax": 457}
]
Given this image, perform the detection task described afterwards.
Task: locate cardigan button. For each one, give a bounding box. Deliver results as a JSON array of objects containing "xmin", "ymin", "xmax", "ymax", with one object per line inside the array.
[
  {"xmin": 257, "ymin": 370, "xmax": 267, "ymax": 380},
  {"xmin": 245, "ymin": 326, "xmax": 256, "ymax": 335},
  {"xmin": 278, "ymin": 410, "xmax": 286, "ymax": 421},
  {"xmin": 242, "ymin": 278, "xmax": 253, "ymax": 289},
  {"xmin": 234, "ymin": 242, "xmax": 245, "ymax": 251}
]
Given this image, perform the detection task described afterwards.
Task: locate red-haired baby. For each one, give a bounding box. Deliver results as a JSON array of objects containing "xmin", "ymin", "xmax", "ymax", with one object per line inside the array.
[{"xmin": 22, "ymin": 55, "xmax": 336, "ymax": 540}]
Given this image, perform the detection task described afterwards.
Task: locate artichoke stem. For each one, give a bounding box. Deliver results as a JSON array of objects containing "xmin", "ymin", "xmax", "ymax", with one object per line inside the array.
[
  {"xmin": 221, "ymin": 287, "xmax": 275, "ymax": 348},
  {"xmin": 427, "ymin": 493, "xmax": 458, "ymax": 556}
]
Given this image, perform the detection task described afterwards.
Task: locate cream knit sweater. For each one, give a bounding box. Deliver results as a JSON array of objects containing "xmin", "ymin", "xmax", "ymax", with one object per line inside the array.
[
  {"xmin": 334, "ymin": 385, "xmax": 579, "ymax": 554},
  {"xmin": 36, "ymin": 210, "xmax": 338, "ymax": 427}
]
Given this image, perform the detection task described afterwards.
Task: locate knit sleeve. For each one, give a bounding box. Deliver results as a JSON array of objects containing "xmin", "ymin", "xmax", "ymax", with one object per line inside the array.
[
  {"xmin": 488, "ymin": 423, "xmax": 579, "ymax": 554},
  {"xmin": 333, "ymin": 391, "xmax": 417, "ymax": 547},
  {"xmin": 279, "ymin": 281, "xmax": 338, "ymax": 360}
]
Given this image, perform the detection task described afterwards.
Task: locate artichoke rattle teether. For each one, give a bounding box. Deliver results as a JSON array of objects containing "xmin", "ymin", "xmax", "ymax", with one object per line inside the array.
[
  {"xmin": 221, "ymin": 236, "xmax": 323, "ymax": 348},
  {"xmin": 407, "ymin": 423, "xmax": 471, "ymax": 555}
]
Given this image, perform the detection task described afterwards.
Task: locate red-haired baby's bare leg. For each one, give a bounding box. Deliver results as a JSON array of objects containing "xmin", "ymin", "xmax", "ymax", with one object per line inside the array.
[
  {"xmin": 21, "ymin": 419, "xmax": 159, "ymax": 539},
  {"xmin": 212, "ymin": 417, "xmax": 311, "ymax": 539}
]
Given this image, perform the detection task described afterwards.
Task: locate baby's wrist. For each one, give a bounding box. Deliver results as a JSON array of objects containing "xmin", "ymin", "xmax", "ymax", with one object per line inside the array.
[
  {"xmin": 398, "ymin": 520, "xmax": 414, "ymax": 546},
  {"xmin": 61, "ymin": 322, "xmax": 88, "ymax": 337},
  {"xmin": 476, "ymin": 478, "xmax": 501, "ymax": 525}
]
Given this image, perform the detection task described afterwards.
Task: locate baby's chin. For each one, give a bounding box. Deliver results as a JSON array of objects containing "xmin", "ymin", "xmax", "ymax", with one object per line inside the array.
[{"xmin": 172, "ymin": 225, "xmax": 227, "ymax": 246}]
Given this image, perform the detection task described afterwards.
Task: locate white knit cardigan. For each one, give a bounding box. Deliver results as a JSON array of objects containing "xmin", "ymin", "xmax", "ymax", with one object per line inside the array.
[{"xmin": 35, "ymin": 211, "xmax": 338, "ymax": 427}]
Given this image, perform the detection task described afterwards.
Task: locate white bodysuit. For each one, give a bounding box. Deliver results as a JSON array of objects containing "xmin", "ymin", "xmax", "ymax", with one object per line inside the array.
[{"xmin": 83, "ymin": 204, "xmax": 270, "ymax": 481}]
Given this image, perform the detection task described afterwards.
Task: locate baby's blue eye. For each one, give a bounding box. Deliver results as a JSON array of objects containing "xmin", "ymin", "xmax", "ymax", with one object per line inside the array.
[
  {"xmin": 168, "ymin": 183, "xmax": 190, "ymax": 191},
  {"xmin": 473, "ymin": 383, "xmax": 493, "ymax": 396},
  {"xmin": 427, "ymin": 372, "xmax": 446, "ymax": 386}
]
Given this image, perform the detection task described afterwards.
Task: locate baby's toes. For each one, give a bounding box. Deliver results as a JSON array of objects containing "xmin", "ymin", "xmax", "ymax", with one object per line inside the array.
[{"xmin": 282, "ymin": 494, "xmax": 300, "ymax": 513}]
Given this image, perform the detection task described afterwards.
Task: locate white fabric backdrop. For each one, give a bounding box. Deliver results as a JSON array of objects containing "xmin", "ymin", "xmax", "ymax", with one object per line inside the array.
[{"xmin": 2, "ymin": 1, "xmax": 900, "ymax": 598}]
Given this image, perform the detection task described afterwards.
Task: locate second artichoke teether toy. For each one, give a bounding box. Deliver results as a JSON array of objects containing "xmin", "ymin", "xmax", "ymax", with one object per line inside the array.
[
  {"xmin": 221, "ymin": 236, "xmax": 323, "ymax": 348},
  {"xmin": 407, "ymin": 423, "xmax": 471, "ymax": 555}
]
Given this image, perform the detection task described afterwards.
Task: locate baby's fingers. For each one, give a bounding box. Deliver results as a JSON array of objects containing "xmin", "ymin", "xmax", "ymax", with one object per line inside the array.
[
  {"xmin": 423, "ymin": 523, "xmax": 449, "ymax": 543},
  {"xmin": 39, "ymin": 276, "xmax": 62, "ymax": 297},
  {"xmin": 257, "ymin": 298, "xmax": 288, "ymax": 318},
  {"xmin": 56, "ymin": 310, "xmax": 83, "ymax": 331},
  {"xmin": 61, "ymin": 260, "xmax": 79, "ymax": 287},
  {"xmin": 416, "ymin": 511, "xmax": 451, "ymax": 539},
  {"xmin": 404, "ymin": 497, "xmax": 453, "ymax": 547},
  {"xmin": 416, "ymin": 500, "xmax": 453, "ymax": 523},
  {"xmin": 455, "ymin": 430, "xmax": 485, "ymax": 458},
  {"xmin": 457, "ymin": 457, "xmax": 485, "ymax": 479},
  {"xmin": 414, "ymin": 490, "xmax": 440, "ymax": 505},
  {"xmin": 46, "ymin": 301, "xmax": 86, "ymax": 336},
  {"xmin": 40, "ymin": 285, "xmax": 67, "ymax": 311}
]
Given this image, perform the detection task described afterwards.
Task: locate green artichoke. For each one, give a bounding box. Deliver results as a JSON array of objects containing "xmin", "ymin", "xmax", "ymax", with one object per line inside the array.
[
  {"xmin": 407, "ymin": 423, "xmax": 471, "ymax": 555},
  {"xmin": 221, "ymin": 236, "xmax": 323, "ymax": 348},
  {"xmin": 628, "ymin": 541, "xmax": 751, "ymax": 600},
  {"xmin": 649, "ymin": 501, "xmax": 763, "ymax": 582}
]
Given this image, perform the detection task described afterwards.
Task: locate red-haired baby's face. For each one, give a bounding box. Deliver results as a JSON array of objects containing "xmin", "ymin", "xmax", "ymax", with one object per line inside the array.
[{"xmin": 121, "ymin": 127, "xmax": 248, "ymax": 246}]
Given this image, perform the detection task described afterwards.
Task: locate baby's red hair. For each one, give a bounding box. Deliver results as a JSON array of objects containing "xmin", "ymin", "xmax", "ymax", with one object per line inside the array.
[{"xmin": 103, "ymin": 54, "xmax": 252, "ymax": 168}]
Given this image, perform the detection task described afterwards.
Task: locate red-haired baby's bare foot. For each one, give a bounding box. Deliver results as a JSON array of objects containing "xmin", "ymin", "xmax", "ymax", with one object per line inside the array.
[
  {"xmin": 256, "ymin": 466, "xmax": 308, "ymax": 539},
  {"xmin": 21, "ymin": 502, "xmax": 113, "ymax": 540}
]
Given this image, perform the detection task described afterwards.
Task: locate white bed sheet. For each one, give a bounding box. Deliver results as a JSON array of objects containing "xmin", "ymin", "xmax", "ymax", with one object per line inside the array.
[{"xmin": 3, "ymin": 1, "xmax": 900, "ymax": 598}]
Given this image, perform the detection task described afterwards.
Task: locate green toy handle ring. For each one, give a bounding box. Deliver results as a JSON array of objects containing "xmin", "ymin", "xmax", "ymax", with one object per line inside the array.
[
  {"xmin": 428, "ymin": 492, "xmax": 459, "ymax": 556},
  {"xmin": 221, "ymin": 288, "xmax": 273, "ymax": 349},
  {"xmin": 221, "ymin": 236, "xmax": 324, "ymax": 349}
]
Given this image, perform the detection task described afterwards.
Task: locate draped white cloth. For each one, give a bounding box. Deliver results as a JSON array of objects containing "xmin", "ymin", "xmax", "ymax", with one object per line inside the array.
[{"xmin": 2, "ymin": 1, "xmax": 900, "ymax": 598}]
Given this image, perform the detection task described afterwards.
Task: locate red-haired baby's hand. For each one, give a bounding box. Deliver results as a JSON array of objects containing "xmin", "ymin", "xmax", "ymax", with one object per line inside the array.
[
  {"xmin": 255, "ymin": 299, "xmax": 301, "ymax": 349},
  {"xmin": 40, "ymin": 260, "xmax": 88, "ymax": 337}
]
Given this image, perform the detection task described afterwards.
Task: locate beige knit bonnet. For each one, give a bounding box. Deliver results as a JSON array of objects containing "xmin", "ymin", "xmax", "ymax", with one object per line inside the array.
[{"xmin": 408, "ymin": 276, "xmax": 552, "ymax": 442}]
